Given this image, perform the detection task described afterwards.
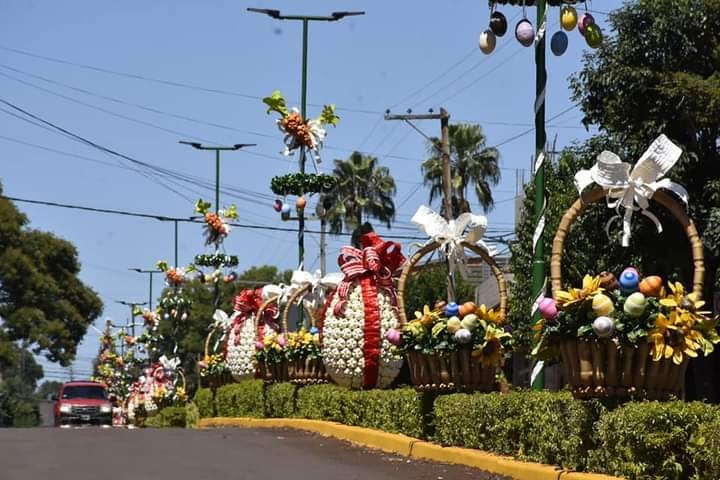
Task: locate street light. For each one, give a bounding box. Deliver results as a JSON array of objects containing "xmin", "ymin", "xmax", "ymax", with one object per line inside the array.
[
  {"xmin": 129, "ymin": 268, "xmax": 162, "ymax": 310},
  {"xmin": 114, "ymin": 300, "xmax": 148, "ymax": 356},
  {"xmin": 247, "ymin": 7, "xmax": 364, "ymax": 271}
]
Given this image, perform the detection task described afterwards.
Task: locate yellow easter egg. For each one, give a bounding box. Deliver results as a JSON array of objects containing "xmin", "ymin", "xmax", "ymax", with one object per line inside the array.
[
  {"xmin": 561, "ymin": 6, "xmax": 577, "ymax": 31},
  {"xmin": 592, "ymin": 293, "xmax": 614, "ymax": 316}
]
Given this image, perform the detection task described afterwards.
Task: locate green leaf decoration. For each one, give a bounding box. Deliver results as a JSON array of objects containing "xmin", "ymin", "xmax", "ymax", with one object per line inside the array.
[
  {"xmin": 224, "ymin": 204, "xmax": 239, "ymax": 220},
  {"xmin": 318, "ymin": 104, "xmax": 340, "ymax": 126},
  {"xmin": 262, "ymin": 90, "xmax": 289, "ymax": 117},
  {"xmin": 195, "ymin": 199, "xmax": 211, "ymax": 215},
  {"xmin": 132, "ymin": 306, "xmax": 143, "ymax": 317},
  {"xmin": 156, "ymin": 260, "xmax": 169, "ymax": 272},
  {"xmin": 270, "ymin": 173, "xmax": 337, "ymax": 196}
]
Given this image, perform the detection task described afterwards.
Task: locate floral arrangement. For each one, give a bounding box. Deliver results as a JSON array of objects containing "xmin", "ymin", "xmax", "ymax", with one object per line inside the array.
[
  {"xmin": 254, "ymin": 331, "xmax": 287, "ymax": 365},
  {"xmin": 126, "ymin": 356, "xmax": 187, "ymax": 421},
  {"xmin": 194, "ymin": 199, "xmax": 238, "ymax": 246},
  {"xmin": 270, "ymin": 173, "xmax": 337, "ymax": 197},
  {"xmin": 532, "ymin": 269, "xmax": 720, "ymax": 364},
  {"xmin": 286, "ymin": 327, "xmax": 321, "ymax": 361},
  {"xmin": 392, "ymin": 301, "xmax": 511, "ymax": 368},
  {"xmin": 198, "ymin": 354, "xmax": 227, "ymax": 378},
  {"xmin": 263, "ymin": 90, "xmax": 339, "ymax": 163},
  {"xmin": 92, "ymin": 332, "xmax": 142, "ymax": 404}
]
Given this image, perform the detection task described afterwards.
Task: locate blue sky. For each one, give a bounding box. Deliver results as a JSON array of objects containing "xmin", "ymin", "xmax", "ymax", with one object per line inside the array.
[{"xmin": 0, "ymin": 0, "xmax": 619, "ymax": 381}]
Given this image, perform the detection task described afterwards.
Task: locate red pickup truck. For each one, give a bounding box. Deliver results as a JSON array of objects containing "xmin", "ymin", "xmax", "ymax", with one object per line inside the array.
[{"xmin": 53, "ymin": 381, "xmax": 113, "ymax": 427}]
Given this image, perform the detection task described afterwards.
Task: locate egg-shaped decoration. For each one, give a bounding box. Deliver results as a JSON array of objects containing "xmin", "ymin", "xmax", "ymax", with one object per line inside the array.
[
  {"xmin": 584, "ymin": 23, "xmax": 603, "ymax": 49},
  {"xmin": 551, "ymin": 31, "xmax": 568, "ymax": 56},
  {"xmin": 272, "ymin": 199, "xmax": 283, "ymax": 212},
  {"xmin": 434, "ymin": 300, "xmax": 448, "ymax": 312},
  {"xmin": 454, "ymin": 328, "xmax": 473, "ymax": 344},
  {"xmin": 479, "ymin": 29, "xmax": 497, "ymax": 55},
  {"xmin": 223, "ymin": 275, "xmax": 231, "ymax": 283},
  {"xmin": 281, "ymin": 203, "xmax": 292, "ymax": 214},
  {"xmin": 560, "ymin": 5, "xmax": 578, "ymax": 31},
  {"xmin": 490, "ymin": 10, "xmax": 508, "ymax": 37},
  {"xmin": 592, "ymin": 316, "xmax": 615, "ymax": 338},
  {"xmin": 459, "ymin": 301, "xmax": 477, "ymax": 317},
  {"xmin": 592, "ymin": 293, "xmax": 615, "ymax": 317},
  {"xmin": 515, "ymin": 19, "xmax": 535, "ymax": 47},
  {"xmin": 446, "ymin": 316, "xmax": 462, "ymax": 334},
  {"xmin": 538, "ymin": 297, "xmax": 558, "ymax": 320},
  {"xmin": 599, "ymin": 271, "xmax": 619, "ymax": 291},
  {"xmin": 624, "ymin": 292, "xmax": 647, "ymax": 317},
  {"xmin": 445, "ymin": 302, "xmax": 460, "ymax": 317},
  {"xmin": 255, "ymin": 341, "xmax": 264, "ymax": 351},
  {"xmin": 227, "ymin": 271, "xmax": 238, "ymax": 282},
  {"xmin": 204, "ymin": 274, "xmax": 214, "ymax": 283},
  {"xmin": 461, "ymin": 313, "xmax": 480, "ymax": 332},
  {"xmin": 385, "ymin": 328, "xmax": 402, "ymax": 346},
  {"xmin": 639, "ymin": 275, "xmax": 663, "ymax": 297},
  {"xmin": 578, "ymin": 13, "xmax": 595, "ymax": 35},
  {"xmin": 619, "ymin": 268, "xmax": 640, "ymax": 294},
  {"xmin": 296, "ymin": 196, "xmax": 307, "ymax": 210}
]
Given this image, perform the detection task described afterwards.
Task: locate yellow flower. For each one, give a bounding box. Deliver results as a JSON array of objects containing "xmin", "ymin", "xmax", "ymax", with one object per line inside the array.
[
  {"xmin": 472, "ymin": 325, "xmax": 509, "ymax": 368},
  {"xmin": 555, "ymin": 275, "xmax": 602, "ymax": 309},
  {"xmin": 660, "ymin": 282, "xmax": 710, "ymax": 327},
  {"xmin": 477, "ymin": 304, "xmax": 503, "ymax": 324},
  {"xmin": 414, "ymin": 305, "xmax": 437, "ymax": 327},
  {"xmin": 648, "ymin": 311, "xmax": 703, "ymax": 365}
]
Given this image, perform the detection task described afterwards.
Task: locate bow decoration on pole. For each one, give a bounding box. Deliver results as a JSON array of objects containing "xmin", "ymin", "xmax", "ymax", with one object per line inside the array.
[
  {"xmin": 411, "ymin": 205, "xmax": 495, "ymax": 278},
  {"xmin": 574, "ymin": 134, "xmax": 688, "ymax": 247},
  {"xmin": 290, "ymin": 269, "xmax": 344, "ymax": 311}
]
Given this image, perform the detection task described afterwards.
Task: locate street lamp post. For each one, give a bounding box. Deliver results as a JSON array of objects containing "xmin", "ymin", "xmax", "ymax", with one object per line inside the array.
[
  {"xmin": 247, "ymin": 8, "xmax": 364, "ymax": 270},
  {"xmin": 129, "ymin": 268, "xmax": 162, "ymax": 310},
  {"xmin": 114, "ymin": 300, "xmax": 148, "ymax": 356}
]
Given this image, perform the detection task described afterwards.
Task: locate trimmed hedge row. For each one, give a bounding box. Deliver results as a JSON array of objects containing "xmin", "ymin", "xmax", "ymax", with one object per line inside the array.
[
  {"xmin": 193, "ymin": 383, "xmax": 720, "ymax": 480},
  {"xmin": 145, "ymin": 403, "xmax": 199, "ymax": 428}
]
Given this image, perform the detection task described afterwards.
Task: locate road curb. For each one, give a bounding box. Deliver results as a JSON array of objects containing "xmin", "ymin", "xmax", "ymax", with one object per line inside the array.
[{"xmin": 198, "ymin": 417, "xmax": 620, "ymax": 480}]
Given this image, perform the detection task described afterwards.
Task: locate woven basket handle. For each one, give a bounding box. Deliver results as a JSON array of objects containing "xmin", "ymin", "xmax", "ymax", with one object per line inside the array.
[
  {"xmin": 550, "ymin": 186, "xmax": 705, "ymax": 300},
  {"xmin": 204, "ymin": 327, "xmax": 223, "ymax": 358},
  {"xmin": 255, "ymin": 295, "xmax": 281, "ymax": 336},
  {"xmin": 281, "ymin": 283, "xmax": 316, "ymax": 332},
  {"xmin": 396, "ymin": 240, "xmax": 508, "ymax": 326}
]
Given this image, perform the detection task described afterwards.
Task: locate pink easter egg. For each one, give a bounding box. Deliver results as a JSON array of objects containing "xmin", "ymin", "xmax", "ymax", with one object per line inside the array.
[
  {"xmin": 578, "ymin": 13, "xmax": 595, "ymax": 35},
  {"xmin": 515, "ymin": 19, "xmax": 535, "ymax": 47},
  {"xmin": 538, "ymin": 297, "xmax": 558, "ymax": 320}
]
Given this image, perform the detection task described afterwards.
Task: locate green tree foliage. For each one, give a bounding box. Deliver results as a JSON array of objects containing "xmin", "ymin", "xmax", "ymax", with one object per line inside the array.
[
  {"xmin": 403, "ymin": 263, "xmax": 476, "ymax": 317},
  {"xmin": 325, "ymin": 151, "xmax": 397, "ymax": 235},
  {"xmin": 0, "ymin": 346, "xmax": 43, "ymax": 427},
  {"xmin": 422, "ymin": 123, "xmax": 501, "ymax": 216},
  {"xmin": 0, "ymin": 185, "xmax": 103, "ymax": 366}
]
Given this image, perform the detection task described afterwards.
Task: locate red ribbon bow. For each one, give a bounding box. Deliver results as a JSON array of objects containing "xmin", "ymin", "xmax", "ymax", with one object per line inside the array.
[{"xmin": 228, "ymin": 288, "xmax": 278, "ymax": 346}]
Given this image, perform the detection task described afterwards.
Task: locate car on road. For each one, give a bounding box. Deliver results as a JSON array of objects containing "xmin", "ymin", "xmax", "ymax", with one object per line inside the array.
[{"xmin": 53, "ymin": 381, "xmax": 113, "ymax": 427}]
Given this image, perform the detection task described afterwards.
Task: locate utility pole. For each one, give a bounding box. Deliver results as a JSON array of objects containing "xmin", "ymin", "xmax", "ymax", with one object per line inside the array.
[
  {"xmin": 114, "ymin": 300, "xmax": 147, "ymax": 356},
  {"xmin": 129, "ymin": 268, "xmax": 162, "ymax": 310},
  {"xmin": 384, "ymin": 107, "xmax": 455, "ymax": 300}
]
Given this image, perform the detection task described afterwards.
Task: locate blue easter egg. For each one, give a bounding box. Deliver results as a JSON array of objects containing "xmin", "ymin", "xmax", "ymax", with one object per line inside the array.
[
  {"xmin": 445, "ymin": 302, "xmax": 460, "ymax": 317},
  {"xmin": 281, "ymin": 203, "xmax": 291, "ymax": 214},
  {"xmin": 310, "ymin": 326, "xmax": 319, "ymax": 335},
  {"xmin": 619, "ymin": 268, "xmax": 640, "ymax": 294},
  {"xmin": 551, "ymin": 31, "xmax": 568, "ymax": 56}
]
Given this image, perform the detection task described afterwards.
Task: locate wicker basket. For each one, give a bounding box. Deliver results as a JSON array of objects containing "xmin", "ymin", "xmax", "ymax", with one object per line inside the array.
[
  {"xmin": 282, "ymin": 284, "xmax": 329, "ymax": 385},
  {"xmin": 551, "ymin": 187, "xmax": 704, "ymax": 399},
  {"xmin": 397, "ymin": 240, "xmax": 508, "ymax": 392},
  {"xmin": 201, "ymin": 328, "xmax": 233, "ymax": 389},
  {"xmin": 253, "ymin": 295, "xmax": 289, "ymax": 383}
]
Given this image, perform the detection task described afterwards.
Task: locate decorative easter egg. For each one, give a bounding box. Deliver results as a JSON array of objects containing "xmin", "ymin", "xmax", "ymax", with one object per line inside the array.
[
  {"xmin": 578, "ymin": 13, "xmax": 595, "ymax": 35},
  {"xmin": 639, "ymin": 276, "xmax": 663, "ymax": 297},
  {"xmin": 255, "ymin": 341, "xmax": 264, "ymax": 351},
  {"xmin": 561, "ymin": 5, "xmax": 577, "ymax": 31},
  {"xmin": 277, "ymin": 335, "xmax": 286, "ymax": 347},
  {"xmin": 551, "ymin": 31, "xmax": 568, "ymax": 56},
  {"xmin": 538, "ymin": 297, "xmax": 558, "ymax": 320},
  {"xmin": 446, "ymin": 316, "xmax": 462, "ymax": 334},
  {"xmin": 490, "ymin": 11, "xmax": 508, "ymax": 37},
  {"xmin": 599, "ymin": 271, "xmax": 619, "ymax": 291},
  {"xmin": 624, "ymin": 292, "xmax": 647, "ymax": 317},
  {"xmin": 281, "ymin": 203, "xmax": 292, "ymax": 214},
  {"xmin": 273, "ymin": 199, "xmax": 283, "ymax": 212},
  {"xmin": 385, "ymin": 328, "xmax": 401, "ymax": 346},
  {"xmin": 619, "ymin": 268, "xmax": 640, "ymax": 294},
  {"xmin": 592, "ymin": 293, "xmax": 615, "ymax": 316},
  {"xmin": 461, "ymin": 314, "xmax": 480, "ymax": 332},
  {"xmin": 584, "ymin": 23, "xmax": 603, "ymax": 48},
  {"xmin": 479, "ymin": 29, "xmax": 497, "ymax": 55},
  {"xmin": 296, "ymin": 196, "xmax": 307, "ymax": 210},
  {"xmin": 454, "ymin": 328, "xmax": 473, "ymax": 344},
  {"xmin": 434, "ymin": 300, "xmax": 448, "ymax": 311},
  {"xmin": 592, "ymin": 316, "xmax": 615, "ymax": 338},
  {"xmin": 445, "ymin": 302, "xmax": 460, "ymax": 317},
  {"xmin": 459, "ymin": 301, "xmax": 477, "ymax": 317},
  {"xmin": 515, "ymin": 19, "xmax": 535, "ymax": 47},
  {"xmin": 226, "ymin": 315, "xmax": 260, "ymax": 380},
  {"xmin": 310, "ymin": 326, "xmax": 319, "ymax": 335}
]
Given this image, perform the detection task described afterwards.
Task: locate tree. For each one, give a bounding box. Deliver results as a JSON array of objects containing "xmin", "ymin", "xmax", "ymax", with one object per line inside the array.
[
  {"xmin": 0, "ymin": 345, "xmax": 43, "ymax": 427},
  {"xmin": 0, "ymin": 184, "xmax": 103, "ymax": 366},
  {"xmin": 422, "ymin": 123, "xmax": 501, "ymax": 217},
  {"xmin": 403, "ymin": 264, "xmax": 476, "ymax": 317},
  {"xmin": 325, "ymin": 152, "xmax": 397, "ymax": 235},
  {"xmin": 35, "ymin": 380, "xmax": 63, "ymax": 401}
]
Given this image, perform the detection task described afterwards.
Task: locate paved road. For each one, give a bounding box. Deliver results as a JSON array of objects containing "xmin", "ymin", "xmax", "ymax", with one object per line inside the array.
[{"xmin": 0, "ymin": 427, "xmax": 508, "ymax": 480}]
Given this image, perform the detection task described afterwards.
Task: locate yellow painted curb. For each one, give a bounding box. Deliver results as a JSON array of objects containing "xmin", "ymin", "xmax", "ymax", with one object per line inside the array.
[{"xmin": 198, "ymin": 417, "xmax": 621, "ymax": 480}]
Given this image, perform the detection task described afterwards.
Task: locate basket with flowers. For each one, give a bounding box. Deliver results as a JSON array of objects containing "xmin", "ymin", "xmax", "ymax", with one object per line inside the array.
[
  {"xmin": 536, "ymin": 135, "xmax": 720, "ymax": 399},
  {"xmin": 282, "ymin": 284, "xmax": 328, "ymax": 385},
  {"xmin": 125, "ymin": 356, "xmax": 187, "ymax": 424},
  {"xmin": 198, "ymin": 324, "xmax": 231, "ymax": 389}
]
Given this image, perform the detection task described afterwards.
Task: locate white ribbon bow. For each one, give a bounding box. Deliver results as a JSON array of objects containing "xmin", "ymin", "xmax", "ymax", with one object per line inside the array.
[
  {"xmin": 411, "ymin": 205, "xmax": 494, "ymax": 278},
  {"xmin": 211, "ymin": 309, "xmax": 233, "ymax": 330},
  {"xmin": 159, "ymin": 355, "xmax": 181, "ymax": 371},
  {"xmin": 291, "ymin": 269, "xmax": 343, "ymax": 311},
  {"xmin": 574, "ymin": 134, "xmax": 688, "ymax": 247},
  {"xmin": 261, "ymin": 283, "xmax": 296, "ymax": 311}
]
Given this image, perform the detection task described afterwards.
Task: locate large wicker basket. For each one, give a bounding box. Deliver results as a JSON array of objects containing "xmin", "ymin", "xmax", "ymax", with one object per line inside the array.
[
  {"xmin": 201, "ymin": 327, "xmax": 233, "ymax": 389},
  {"xmin": 397, "ymin": 240, "xmax": 508, "ymax": 392},
  {"xmin": 254, "ymin": 295, "xmax": 289, "ymax": 383},
  {"xmin": 282, "ymin": 284, "xmax": 329, "ymax": 385},
  {"xmin": 551, "ymin": 187, "xmax": 704, "ymax": 399}
]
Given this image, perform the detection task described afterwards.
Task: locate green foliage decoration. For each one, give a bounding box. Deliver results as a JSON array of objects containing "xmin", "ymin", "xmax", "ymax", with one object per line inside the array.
[{"xmin": 270, "ymin": 173, "xmax": 336, "ymax": 196}]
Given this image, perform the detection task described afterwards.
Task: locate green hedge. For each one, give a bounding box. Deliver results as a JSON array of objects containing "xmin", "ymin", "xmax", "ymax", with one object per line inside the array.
[
  {"xmin": 434, "ymin": 390, "xmax": 604, "ymax": 470},
  {"xmin": 194, "ymin": 388, "xmax": 214, "ymax": 418},
  {"xmin": 215, "ymin": 381, "xmax": 265, "ymax": 418},
  {"xmin": 265, "ymin": 383, "xmax": 296, "ymax": 418},
  {"xmin": 146, "ymin": 405, "xmax": 189, "ymax": 428}
]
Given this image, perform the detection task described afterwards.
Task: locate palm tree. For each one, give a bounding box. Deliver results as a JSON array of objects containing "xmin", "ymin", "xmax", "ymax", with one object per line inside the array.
[
  {"xmin": 325, "ymin": 151, "xmax": 397, "ymax": 236},
  {"xmin": 422, "ymin": 123, "xmax": 501, "ymax": 216}
]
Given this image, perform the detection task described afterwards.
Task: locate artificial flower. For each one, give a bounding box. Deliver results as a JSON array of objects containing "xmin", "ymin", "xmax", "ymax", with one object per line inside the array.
[
  {"xmin": 555, "ymin": 274, "xmax": 602, "ymax": 309},
  {"xmin": 477, "ymin": 304, "xmax": 503, "ymax": 324},
  {"xmin": 648, "ymin": 311, "xmax": 703, "ymax": 365}
]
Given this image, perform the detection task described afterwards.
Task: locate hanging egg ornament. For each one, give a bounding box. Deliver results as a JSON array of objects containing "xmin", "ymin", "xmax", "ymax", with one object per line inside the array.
[
  {"xmin": 296, "ymin": 196, "xmax": 307, "ymax": 210},
  {"xmin": 446, "ymin": 316, "xmax": 462, "ymax": 334},
  {"xmin": 515, "ymin": 19, "xmax": 535, "ymax": 47},
  {"xmin": 599, "ymin": 271, "xmax": 620, "ymax": 291},
  {"xmin": 445, "ymin": 302, "xmax": 460, "ymax": 317},
  {"xmin": 538, "ymin": 297, "xmax": 558, "ymax": 320},
  {"xmin": 454, "ymin": 328, "xmax": 473, "ymax": 344},
  {"xmin": 385, "ymin": 328, "xmax": 401, "ymax": 346},
  {"xmin": 459, "ymin": 301, "xmax": 477, "ymax": 317},
  {"xmin": 561, "ymin": 5, "xmax": 578, "ymax": 31},
  {"xmin": 578, "ymin": 13, "xmax": 595, "ymax": 36},
  {"xmin": 639, "ymin": 276, "xmax": 663, "ymax": 297},
  {"xmin": 551, "ymin": 31, "xmax": 568, "ymax": 56},
  {"xmin": 592, "ymin": 293, "xmax": 615, "ymax": 317},
  {"xmin": 592, "ymin": 316, "xmax": 615, "ymax": 338},
  {"xmin": 479, "ymin": 29, "xmax": 497, "ymax": 55},
  {"xmin": 619, "ymin": 268, "xmax": 640, "ymax": 294},
  {"xmin": 584, "ymin": 23, "xmax": 603, "ymax": 48},
  {"xmin": 624, "ymin": 292, "xmax": 648, "ymax": 317},
  {"xmin": 281, "ymin": 203, "xmax": 291, "ymax": 215},
  {"xmin": 490, "ymin": 11, "xmax": 508, "ymax": 37},
  {"xmin": 272, "ymin": 199, "xmax": 283, "ymax": 212},
  {"xmin": 434, "ymin": 300, "xmax": 448, "ymax": 312}
]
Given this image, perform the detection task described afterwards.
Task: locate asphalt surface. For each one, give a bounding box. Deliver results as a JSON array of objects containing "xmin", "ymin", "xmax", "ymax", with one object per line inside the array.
[{"xmin": 0, "ymin": 427, "xmax": 509, "ymax": 480}]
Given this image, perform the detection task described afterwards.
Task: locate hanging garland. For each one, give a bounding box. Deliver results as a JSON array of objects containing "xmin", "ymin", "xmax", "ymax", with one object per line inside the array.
[
  {"xmin": 270, "ymin": 173, "xmax": 336, "ymax": 196},
  {"xmin": 194, "ymin": 253, "xmax": 239, "ymax": 268}
]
